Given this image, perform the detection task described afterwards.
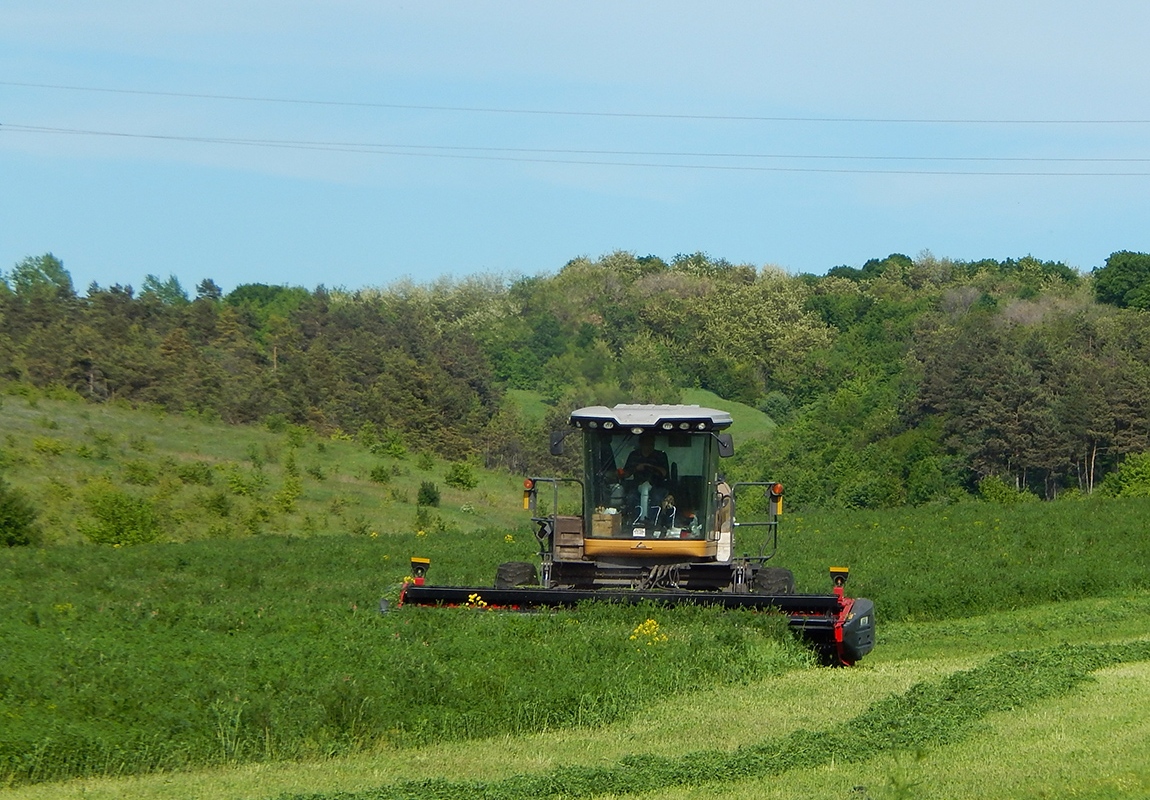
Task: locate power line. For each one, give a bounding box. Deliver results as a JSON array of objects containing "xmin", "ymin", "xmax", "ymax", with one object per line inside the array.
[
  {"xmin": 4, "ymin": 80, "xmax": 1150, "ymax": 125},
  {"xmin": 5, "ymin": 123, "xmax": 1149, "ymax": 176}
]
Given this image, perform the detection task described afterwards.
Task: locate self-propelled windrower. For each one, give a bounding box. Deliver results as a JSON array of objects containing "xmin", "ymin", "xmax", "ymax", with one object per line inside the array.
[{"xmin": 400, "ymin": 404, "xmax": 875, "ymax": 665}]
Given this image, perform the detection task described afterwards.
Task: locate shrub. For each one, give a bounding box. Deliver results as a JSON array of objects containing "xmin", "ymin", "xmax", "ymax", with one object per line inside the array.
[
  {"xmin": 0, "ymin": 477, "xmax": 38, "ymax": 546},
  {"xmin": 356, "ymin": 422, "xmax": 379, "ymax": 450},
  {"xmin": 273, "ymin": 476, "xmax": 303, "ymax": 513},
  {"xmin": 199, "ymin": 489, "xmax": 233, "ymax": 518},
  {"xmin": 283, "ymin": 449, "xmax": 299, "ymax": 479},
  {"xmin": 224, "ymin": 464, "xmax": 268, "ymax": 496},
  {"xmin": 838, "ymin": 473, "xmax": 905, "ymax": 509},
  {"xmin": 86, "ymin": 429, "xmax": 116, "ymax": 459},
  {"xmin": 79, "ymin": 485, "xmax": 163, "ymax": 545},
  {"xmin": 978, "ymin": 475, "xmax": 1039, "ymax": 504},
  {"xmin": 127, "ymin": 434, "xmax": 153, "ymax": 453},
  {"xmin": 368, "ymin": 463, "xmax": 392, "ymax": 484},
  {"xmin": 414, "ymin": 505, "xmax": 436, "ymax": 532},
  {"xmin": 264, "ymin": 413, "xmax": 289, "ymax": 433},
  {"xmin": 175, "ymin": 460, "xmax": 215, "ymax": 486},
  {"xmin": 370, "ymin": 431, "xmax": 407, "ymax": 459},
  {"xmin": 245, "ymin": 443, "xmax": 265, "ymax": 468},
  {"xmin": 244, "ymin": 503, "xmax": 272, "ymax": 535},
  {"xmin": 417, "ymin": 481, "xmax": 441, "ymax": 507},
  {"xmin": 122, "ymin": 459, "xmax": 159, "ymax": 486},
  {"xmin": 0, "ymin": 445, "xmax": 28, "ymax": 467},
  {"xmin": 31, "ymin": 437, "xmax": 67, "ymax": 456},
  {"xmin": 286, "ymin": 424, "xmax": 310, "ymax": 448},
  {"xmin": 445, "ymin": 462, "xmax": 478, "ymax": 490}
]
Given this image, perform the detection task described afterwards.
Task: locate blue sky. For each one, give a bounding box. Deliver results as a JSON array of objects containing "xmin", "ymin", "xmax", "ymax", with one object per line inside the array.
[{"xmin": 3, "ymin": 1, "xmax": 1148, "ymax": 294}]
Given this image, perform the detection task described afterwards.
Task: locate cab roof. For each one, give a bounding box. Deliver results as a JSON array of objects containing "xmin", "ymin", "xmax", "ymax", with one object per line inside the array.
[{"xmin": 568, "ymin": 404, "xmax": 733, "ymax": 432}]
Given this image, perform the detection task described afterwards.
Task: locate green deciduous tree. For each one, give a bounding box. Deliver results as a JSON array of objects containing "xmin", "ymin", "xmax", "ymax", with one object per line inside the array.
[
  {"xmin": 1093, "ymin": 251, "xmax": 1150, "ymax": 309},
  {"xmin": 1098, "ymin": 452, "xmax": 1150, "ymax": 497},
  {"xmin": 5, "ymin": 253, "xmax": 74, "ymax": 302}
]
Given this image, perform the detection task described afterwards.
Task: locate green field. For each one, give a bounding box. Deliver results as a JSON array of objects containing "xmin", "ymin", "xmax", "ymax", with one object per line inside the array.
[
  {"xmin": 1, "ymin": 587, "xmax": 1146, "ymax": 799},
  {"xmin": 2, "ymin": 392, "xmax": 1150, "ymax": 798}
]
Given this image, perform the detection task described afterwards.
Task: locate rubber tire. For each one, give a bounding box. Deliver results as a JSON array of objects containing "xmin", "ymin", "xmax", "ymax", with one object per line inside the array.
[
  {"xmin": 752, "ymin": 567, "xmax": 795, "ymax": 595},
  {"xmin": 495, "ymin": 561, "xmax": 538, "ymax": 588}
]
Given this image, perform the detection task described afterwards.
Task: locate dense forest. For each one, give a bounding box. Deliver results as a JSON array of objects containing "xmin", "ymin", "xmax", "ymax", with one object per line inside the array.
[{"xmin": 3, "ymin": 248, "xmax": 1150, "ymax": 509}]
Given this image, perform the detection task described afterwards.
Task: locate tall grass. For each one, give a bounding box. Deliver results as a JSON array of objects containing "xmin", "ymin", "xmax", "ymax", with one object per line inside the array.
[
  {"xmin": 750, "ymin": 499, "xmax": 1150, "ymax": 621},
  {"xmin": 0, "ymin": 535, "xmax": 808, "ymax": 786}
]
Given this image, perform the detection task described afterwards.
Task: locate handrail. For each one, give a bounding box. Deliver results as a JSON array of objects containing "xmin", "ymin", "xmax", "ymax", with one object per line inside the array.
[
  {"xmin": 730, "ymin": 481, "xmax": 780, "ymax": 562},
  {"xmin": 525, "ymin": 476, "xmax": 585, "ymax": 548}
]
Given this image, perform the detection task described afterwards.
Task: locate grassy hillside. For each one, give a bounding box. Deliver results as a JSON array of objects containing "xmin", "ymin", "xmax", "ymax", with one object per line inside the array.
[
  {"xmin": 679, "ymin": 387, "xmax": 776, "ymax": 440},
  {"xmin": 0, "ymin": 387, "xmax": 529, "ymax": 546},
  {"xmin": 502, "ymin": 389, "xmax": 554, "ymax": 425}
]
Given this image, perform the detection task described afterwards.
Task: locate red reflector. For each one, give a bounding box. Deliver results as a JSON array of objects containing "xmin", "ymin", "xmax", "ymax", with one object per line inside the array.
[
  {"xmin": 523, "ymin": 478, "xmax": 535, "ymax": 490},
  {"xmin": 771, "ymin": 483, "xmax": 784, "ymax": 496}
]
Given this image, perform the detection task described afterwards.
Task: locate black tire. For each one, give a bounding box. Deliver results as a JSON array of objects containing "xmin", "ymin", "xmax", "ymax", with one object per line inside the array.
[
  {"xmin": 495, "ymin": 561, "xmax": 538, "ymax": 588},
  {"xmin": 752, "ymin": 567, "xmax": 795, "ymax": 595}
]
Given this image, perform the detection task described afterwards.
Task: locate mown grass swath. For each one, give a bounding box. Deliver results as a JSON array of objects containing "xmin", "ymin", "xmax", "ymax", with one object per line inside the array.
[{"xmin": 275, "ymin": 641, "xmax": 1150, "ymax": 800}]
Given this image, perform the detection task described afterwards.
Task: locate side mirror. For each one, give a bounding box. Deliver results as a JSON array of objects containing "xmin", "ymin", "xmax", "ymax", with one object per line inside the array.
[
  {"xmin": 716, "ymin": 433, "xmax": 734, "ymax": 458},
  {"xmin": 549, "ymin": 430, "xmax": 568, "ymax": 456}
]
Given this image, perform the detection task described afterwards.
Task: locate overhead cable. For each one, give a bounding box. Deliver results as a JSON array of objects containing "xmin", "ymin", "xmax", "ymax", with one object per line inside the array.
[
  {"xmin": 4, "ymin": 123, "xmax": 1149, "ymax": 176},
  {"xmin": 3, "ymin": 80, "xmax": 1149, "ymax": 125}
]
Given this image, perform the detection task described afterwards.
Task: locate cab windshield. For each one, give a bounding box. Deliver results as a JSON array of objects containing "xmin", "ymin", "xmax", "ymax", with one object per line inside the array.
[{"xmin": 583, "ymin": 429, "xmax": 713, "ymax": 539}]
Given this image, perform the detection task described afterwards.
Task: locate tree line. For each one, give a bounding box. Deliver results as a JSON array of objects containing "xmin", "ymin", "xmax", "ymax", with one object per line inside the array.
[{"xmin": 3, "ymin": 249, "xmax": 1150, "ymax": 508}]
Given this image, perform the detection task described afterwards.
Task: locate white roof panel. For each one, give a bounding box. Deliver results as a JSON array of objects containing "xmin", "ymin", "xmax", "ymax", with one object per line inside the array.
[{"xmin": 569, "ymin": 403, "xmax": 733, "ymax": 429}]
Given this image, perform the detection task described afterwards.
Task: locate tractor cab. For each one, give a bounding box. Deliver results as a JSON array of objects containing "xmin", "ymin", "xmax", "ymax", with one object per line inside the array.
[
  {"xmin": 570, "ymin": 404, "xmax": 734, "ymax": 561},
  {"xmin": 523, "ymin": 404, "xmax": 776, "ymax": 590}
]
